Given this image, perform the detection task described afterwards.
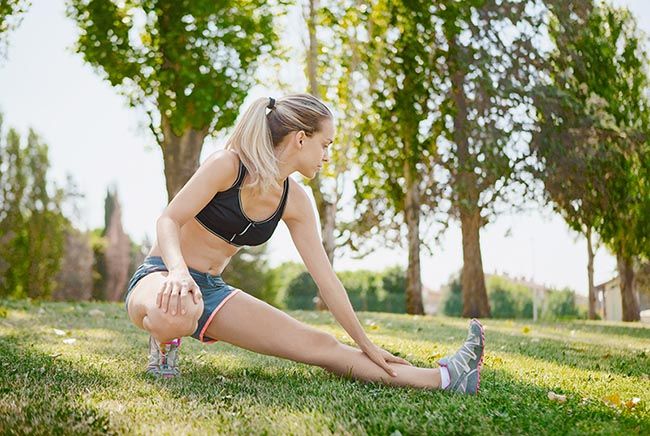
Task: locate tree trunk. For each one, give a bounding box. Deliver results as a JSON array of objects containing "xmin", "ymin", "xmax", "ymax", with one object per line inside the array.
[
  {"xmin": 586, "ymin": 227, "xmax": 596, "ymax": 320},
  {"xmin": 616, "ymin": 253, "xmax": 640, "ymax": 322},
  {"xmin": 460, "ymin": 207, "xmax": 491, "ymax": 318},
  {"xmin": 404, "ymin": 164, "xmax": 424, "ymax": 315},
  {"xmin": 160, "ymin": 114, "xmax": 208, "ymax": 202},
  {"xmin": 305, "ymin": 0, "xmax": 337, "ymax": 311}
]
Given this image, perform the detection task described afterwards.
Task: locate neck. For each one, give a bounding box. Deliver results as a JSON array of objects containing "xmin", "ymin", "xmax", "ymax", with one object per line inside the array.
[{"xmin": 274, "ymin": 146, "xmax": 295, "ymax": 183}]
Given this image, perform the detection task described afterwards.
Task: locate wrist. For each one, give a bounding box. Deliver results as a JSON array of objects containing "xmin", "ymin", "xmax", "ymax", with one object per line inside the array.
[{"xmin": 168, "ymin": 265, "xmax": 189, "ymax": 275}]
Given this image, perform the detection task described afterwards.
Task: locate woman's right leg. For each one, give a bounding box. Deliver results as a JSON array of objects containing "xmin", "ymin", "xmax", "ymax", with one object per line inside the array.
[
  {"xmin": 127, "ymin": 271, "xmax": 204, "ymax": 343},
  {"xmin": 203, "ymin": 290, "xmax": 442, "ymax": 389}
]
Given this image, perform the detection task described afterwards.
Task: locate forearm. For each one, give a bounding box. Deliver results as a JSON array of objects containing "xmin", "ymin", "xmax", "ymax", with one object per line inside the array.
[
  {"xmin": 156, "ymin": 215, "xmax": 188, "ymax": 273},
  {"xmin": 318, "ymin": 278, "xmax": 371, "ymax": 348}
]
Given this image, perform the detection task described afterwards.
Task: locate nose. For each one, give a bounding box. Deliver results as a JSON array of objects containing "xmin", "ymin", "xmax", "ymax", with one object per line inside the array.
[{"xmin": 323, "ymin": 148, "xmax": 330, "ymax": 162}]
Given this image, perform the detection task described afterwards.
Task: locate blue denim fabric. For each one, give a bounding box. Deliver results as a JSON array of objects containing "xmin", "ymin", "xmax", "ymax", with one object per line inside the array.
[{"xmin": 124, "ymin": 256, "xmax": 239, "ymax": 342}]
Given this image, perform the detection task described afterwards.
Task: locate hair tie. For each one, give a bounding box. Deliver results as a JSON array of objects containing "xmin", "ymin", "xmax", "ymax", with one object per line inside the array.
[{"xmin": 267, "ymin": 97, "xmax": 276, "ymax": 110}]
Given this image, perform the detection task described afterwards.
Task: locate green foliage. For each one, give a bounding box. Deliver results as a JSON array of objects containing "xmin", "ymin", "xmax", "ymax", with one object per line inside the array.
[
  {"xmin": 349, "ymin": 0, "xmax": 440, "ymax": 248},
  {"xmin": 543, "ymin": 288, "xmax": 580, "ymax": 320},
  {"xmin": 284, "ymin": 270, "xmax": 318, "ymax": 310},
  {"xmin": 65, "ymin": 0, "xmax": 288, "ymax": 140},
  {"xmin": 443, "ymin": 273, "xmax": 583, "ymax": 320},
  {"xmin": 486, "ymin": 275, "xmax": 534, "ymax": 319},
  {"xmin": 533, "ymin": 1, "xmax": 650, "ymax": 261},
  {"xmin": 222, "ymin": 244, "xmax": 281, "ymax": 307},
  {"xmin": 89, "ymin": 228, "xmax": 107, "ymax": 300},
  {"xmin": 0, "ymin": 0, "xmax": 30, "ymax": 59},
  {"xmin": 442, "ymin": 276, "xmax": 463, "ymax": 317},
  {"xmin": 283, "ymin": 265, "xmax": 407, "ymax": 313},
  {"xmin": 0, "ymin": 117, "xmax": 68, "ymax": 299}
]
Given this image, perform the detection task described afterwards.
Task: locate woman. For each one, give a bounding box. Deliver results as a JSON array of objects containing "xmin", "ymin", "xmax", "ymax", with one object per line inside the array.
[{"xmin": 123, "ymin": 94, "xmax": 485, "ymax": 394}]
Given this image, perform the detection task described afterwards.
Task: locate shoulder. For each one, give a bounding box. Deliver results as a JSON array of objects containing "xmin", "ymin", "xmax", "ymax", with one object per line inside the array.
[
  {"xmin": 283, "ymin": 178, "xmax": 316, "ymax": 225},
  {"xmin": 203, "ymin": 149, "xmax": 240, "ymax": 172},
  {"xmin": 201, "ymin": 149, "xmax": 241, "ymax": 185}
]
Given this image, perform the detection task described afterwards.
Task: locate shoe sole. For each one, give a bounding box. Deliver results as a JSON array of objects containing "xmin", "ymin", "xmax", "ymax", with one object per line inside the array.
[{"xmin": 470, "ymin": 318, "xmax": 485, "ymax": 394}]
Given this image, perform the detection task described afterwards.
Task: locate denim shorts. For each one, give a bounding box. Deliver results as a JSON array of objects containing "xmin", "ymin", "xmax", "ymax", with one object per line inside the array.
[{"xmin": 124, "ymin": 256, "xmax": 241, "ymax": 343}]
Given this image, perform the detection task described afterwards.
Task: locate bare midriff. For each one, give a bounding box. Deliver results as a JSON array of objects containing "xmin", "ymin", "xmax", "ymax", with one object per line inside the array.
[{"xmin": 147, "ymin": 218, "xmax": 240, "ymax": 276}]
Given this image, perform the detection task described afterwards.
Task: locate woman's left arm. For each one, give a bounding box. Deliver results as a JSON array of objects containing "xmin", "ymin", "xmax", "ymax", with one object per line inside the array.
[{"xmin": 283, "ymin": 182, "xmax": 411, "ymax": 376}]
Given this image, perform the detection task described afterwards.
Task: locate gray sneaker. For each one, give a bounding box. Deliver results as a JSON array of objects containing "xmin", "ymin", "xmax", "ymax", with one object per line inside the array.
[
  {"xmin": 146, "ymin": 335, "xmax": 181, "ymax": 378},
  {"xmin": 438, "ymin": 318, "xmax": 485, "ymax": 395}
]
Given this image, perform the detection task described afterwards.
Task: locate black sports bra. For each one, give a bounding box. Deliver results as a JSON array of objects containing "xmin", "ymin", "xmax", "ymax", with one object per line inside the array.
[{"xmin": 194, "ymin": 159, "xmax": 289, "ymax": 247}]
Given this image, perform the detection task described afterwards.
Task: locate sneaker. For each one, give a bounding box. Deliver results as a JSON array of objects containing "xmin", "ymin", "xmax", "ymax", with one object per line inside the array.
[
  {"xmin": 146, "ymin": 335, "xmax": 181, "ymax": 378},
  {"xmin": 438, "ymin": 318, "xmax": 485, "ymax": 394}
]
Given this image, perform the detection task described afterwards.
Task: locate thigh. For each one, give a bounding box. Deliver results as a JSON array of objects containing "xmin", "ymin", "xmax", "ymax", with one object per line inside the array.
[{"xmin": 204, "ymin": 291, "xmax": 339, "ymax": 364}]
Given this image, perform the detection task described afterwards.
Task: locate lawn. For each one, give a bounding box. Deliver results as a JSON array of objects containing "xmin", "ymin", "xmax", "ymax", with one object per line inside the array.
[{"xmin": 0, "ymin": 299, "xmax": 648, "ymax": 435}]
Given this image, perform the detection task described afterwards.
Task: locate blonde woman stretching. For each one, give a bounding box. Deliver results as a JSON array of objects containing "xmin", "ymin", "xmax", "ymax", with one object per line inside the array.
[{"xmin": 123, "ymin": 94, "xmax": 485, "ymax": 394}]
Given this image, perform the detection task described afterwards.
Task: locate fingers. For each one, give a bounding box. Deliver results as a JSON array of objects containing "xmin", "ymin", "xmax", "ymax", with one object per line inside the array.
[
  {"xmin": 160, "ymin": 281, "xmax": 171, "ymax": 313},
  {"xmin": 390, "ymin": 355, "xmax": 413, "ymax": 366},
  {"xmin": 190, "ymin": 285, "xmax": 203, "ymax": 305},
  {"xmin": 156, "ymin": 282, "xmax": 167, "ymax": 308},
  {"xmin": 372, "ymin": 352, "xmax": 397, "ymax": 377},
  {"xmin": 178, "ymin": 281, "xmax": 189, "ymax": 315},
  {"xmin": 382, "ymin": 360, "xmax": 397, "ymax": 377},
  {"xmin": 169, "ymin": 282, "xmax": 181, "ymax": 315}
]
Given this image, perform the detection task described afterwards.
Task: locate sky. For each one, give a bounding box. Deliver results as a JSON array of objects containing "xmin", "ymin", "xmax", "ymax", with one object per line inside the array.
[{"xmin": 0, "ymin": 1, "xmax": 647, "ymax": 295}]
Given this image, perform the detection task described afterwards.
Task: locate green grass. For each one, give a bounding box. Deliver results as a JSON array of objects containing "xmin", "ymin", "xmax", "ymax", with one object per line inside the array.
[{"xmin": 0, "ymin": 299, "xmax": 648, "ymax": 435}]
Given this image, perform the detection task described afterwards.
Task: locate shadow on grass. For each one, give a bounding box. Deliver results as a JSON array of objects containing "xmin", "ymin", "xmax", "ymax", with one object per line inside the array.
[
  {"xmin": 138, "ymin": 352, "xmax": 649, "ymax": 435},
  {"xmin": 0, "ymin": 333, "xmax": 122, "ymax": 435},
  {"xmin": 1, "ymin": 323, "xmax": 648, "ymax": 435}
]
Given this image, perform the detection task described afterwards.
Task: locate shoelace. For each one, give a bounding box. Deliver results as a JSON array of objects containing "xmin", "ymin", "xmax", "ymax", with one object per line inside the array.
[{"xmin": 450, "ymin": 335, "xmax": 480, "ymax": 374}]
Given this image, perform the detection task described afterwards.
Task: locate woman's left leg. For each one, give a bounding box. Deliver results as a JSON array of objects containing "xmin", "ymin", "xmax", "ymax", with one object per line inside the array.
[{"xmin": 204, "ymin": 290, "xmax": 442, "ymax": 389}]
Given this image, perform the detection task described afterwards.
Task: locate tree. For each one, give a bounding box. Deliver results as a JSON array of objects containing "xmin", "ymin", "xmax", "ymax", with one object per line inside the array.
[
  {"xmin": 103, "ymin": 187, "xmax": 131, "ymax": 301},
  {"xmin": 0, "ymin": 116, "xmax": 67, "ymax": 299},
  {"xmin": 533, "ymin": 0, "xmax": 649, "ymax": 321},
  {"xmin": 66, "ymin": 0, "xmax": 290, "ymax": 201},
  {"xmin": 302, "ymin": 0, "xmax": 364, "ymax": 310},
  {"xmin": 433, "ymin": 0, "xmax": 545, "ymax": 318},
  {"xmin": 0, "ymin": 0, "xmax": 30, "ymax": 60},
  {"xmin": 350, "ymin": 0, "xmax": 443, "ymax": 315}
]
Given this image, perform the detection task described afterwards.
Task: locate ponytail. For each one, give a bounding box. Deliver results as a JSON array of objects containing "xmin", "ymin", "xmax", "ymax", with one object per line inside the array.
[{"xmin": 225, "ymin": 94, "xmax": 333, "ymax": 192}]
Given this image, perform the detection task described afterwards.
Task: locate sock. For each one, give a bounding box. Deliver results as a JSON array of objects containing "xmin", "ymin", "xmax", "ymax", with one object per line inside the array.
[{"xmin": 439, "ymin": 366, "xmax": 450, "ymax": 389}]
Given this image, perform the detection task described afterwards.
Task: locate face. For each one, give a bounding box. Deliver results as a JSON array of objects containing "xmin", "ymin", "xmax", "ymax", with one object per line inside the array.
[{"xmin": 294, "ymin": 118, "xmax": 335, "ymax": 178}]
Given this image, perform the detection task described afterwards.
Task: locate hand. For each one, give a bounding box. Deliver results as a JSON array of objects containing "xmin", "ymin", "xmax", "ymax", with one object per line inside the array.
[
  {"xmin": 360, "ymin": 342, "xmax": 413, "ymax": 377},
  {"xmin": 156, "ymin": 269, "xmax": 202, "ymax": 316}
]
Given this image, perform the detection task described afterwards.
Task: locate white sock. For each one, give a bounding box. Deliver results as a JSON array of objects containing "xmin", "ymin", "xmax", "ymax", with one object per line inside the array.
[{"xmin": 439, "ymin": 366, "xmax": 450, "ymax": 389}]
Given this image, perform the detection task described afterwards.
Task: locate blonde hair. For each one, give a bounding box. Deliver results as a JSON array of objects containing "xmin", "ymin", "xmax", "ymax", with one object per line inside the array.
[{"xmin": 225, "ymin": 93, "xmax": 333, "ymax": 192}]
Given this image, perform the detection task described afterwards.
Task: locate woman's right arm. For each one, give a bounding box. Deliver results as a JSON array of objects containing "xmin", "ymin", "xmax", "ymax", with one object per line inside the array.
[{"xmin": 154, "ymin": 150, "xmax": 239, "ymax": 316}]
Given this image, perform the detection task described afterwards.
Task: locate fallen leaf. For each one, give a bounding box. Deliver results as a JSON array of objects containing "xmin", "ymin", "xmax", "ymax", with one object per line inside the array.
[
  {"xmin": 522, "ymin": 326, "xmax": 531, "ymax": 334},
  {"xmin": 63, "ymin": 338, "xmax": 77, "ymax": 345},
  {"xmin": 603, "ymin": 393, "xmax": 621, "ymax": 407},
  {"xmin": 53, "ymin": 328, "xmax": 66, "ymax": 336},
  {"xmin": 624, "ymin": 398, "xmax": 641, "ymax": 410},
  {"xmin": 548, "ymin": 391, "xmax": 567, "ymax": 402}
]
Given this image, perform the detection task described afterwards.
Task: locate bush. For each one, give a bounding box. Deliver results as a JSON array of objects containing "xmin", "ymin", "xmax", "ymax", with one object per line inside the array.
[
  {"xmin": 442, "ymin": 276, "xmax": 463, "ymax": 317},
  {"xmin": 543, "ymin": 288, "xmax": 580, "ymax": 320},
  {"xmin": 283, "ymin": 265, "xmax": 407, "ymax": 313}
]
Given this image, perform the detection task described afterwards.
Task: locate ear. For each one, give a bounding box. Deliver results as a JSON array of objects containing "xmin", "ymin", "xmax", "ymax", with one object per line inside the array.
[{"xmin": 295, "ymin": 131, "xmax": 305, "ymax": 150}]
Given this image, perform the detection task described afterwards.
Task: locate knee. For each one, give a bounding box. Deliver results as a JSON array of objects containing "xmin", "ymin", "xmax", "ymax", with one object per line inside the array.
[
  {"xmin": 143, "ymin": 300, "xmax": 203, "ymax": 342},
  {"xmin": 306, "ymin": 330, "xmax": 340, "ymax": 366}
]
